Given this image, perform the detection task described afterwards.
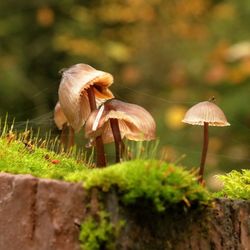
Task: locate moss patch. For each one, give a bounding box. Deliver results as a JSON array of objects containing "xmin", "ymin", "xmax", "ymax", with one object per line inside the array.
[
  {"xmin": 0, "ymin": 132, "xmax": 210, "ymax": 211},
  {"xmin": 216, "ymin": 169, "xmax": 250, "ymax": 200},
  {"xmin": 67, "ymin": 160, "xmax": 210, "ymax": 211},
  {"xmin": 79, "ymin": 211, "xmax": 124, "ymax": 250},
  {"xmin": 0, "ymin": 136, "xmax": 87, "ymax": 180}
]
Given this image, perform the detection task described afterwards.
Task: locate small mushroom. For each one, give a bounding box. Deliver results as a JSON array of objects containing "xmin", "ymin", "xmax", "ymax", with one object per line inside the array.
[
  {"xmin": 182, "ymin": 99, "xmax": 230, "ymax": 184},
  {"xmin": 58, "ymin": 64, "xmax": 113, "ymax": 166},
  {"xmin": 54, "ymin": 102, "xmax": 74, "ymax": 150},
  {"xmin": 58, "ymin": 64, "xmax": 114, "ymax": 167},
  {"xmin": 58, "ymin": 64, "xmax": 114, "ymax": 131},
  {"xmin": 85, "ymin": 99, "xmax": 156, "ymax": 163}
]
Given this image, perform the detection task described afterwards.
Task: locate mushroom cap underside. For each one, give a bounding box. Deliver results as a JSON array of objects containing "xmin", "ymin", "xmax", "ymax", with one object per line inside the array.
[{"xmin": 85, "ymin": 99, "xmax": 156, "ymax": 143}]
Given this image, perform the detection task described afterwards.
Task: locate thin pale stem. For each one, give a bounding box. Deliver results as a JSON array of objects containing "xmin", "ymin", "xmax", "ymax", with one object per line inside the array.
[
  {"xmin": 110, "ymin": 118, "xmax": 123, "ymax": 163},
  {"xmin": 199, "ymin": 122, "xmax": 209, "ymax": 184},
  {"xmin": 87, "ymin": 86, "xmax": 106, "ymax": 167}
]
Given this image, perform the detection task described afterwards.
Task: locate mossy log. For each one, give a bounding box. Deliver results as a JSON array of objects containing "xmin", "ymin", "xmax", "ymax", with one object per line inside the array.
[{"xmin": 0, "ymin": 173, "xmax": 249, "ymax": 250}]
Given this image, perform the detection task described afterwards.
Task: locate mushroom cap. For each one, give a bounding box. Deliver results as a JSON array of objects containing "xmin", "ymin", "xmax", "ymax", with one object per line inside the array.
[
  {"xmin": 85, "ymin": 99, "xmax": 156, "ymax": 143},
  {"xmin": 54, "ymin": 102, "xmax": 68, "ymax": 130},
  {"xmin": 58, "ymin": 64, "xmax": 114, "ymax": 132},
  {"xmin": 182, "ymin": 101, "xmax": 230, "ymax": 126}
]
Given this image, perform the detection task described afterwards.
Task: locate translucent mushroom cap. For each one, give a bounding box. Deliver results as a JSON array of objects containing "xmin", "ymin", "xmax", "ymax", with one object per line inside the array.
[
  {"xmin": 85, "ymin": 99, "xmax": 156, "ymax": 143},
  {"xmin": 182, "ymin": 101, "xmax": 230, "ymax": 126},
  {"xmin": 54, "ymin": 102, "xmax": 68, "ymax": 130},
  {"xmin": 58, "ymin": 64, "xmax": 114, "ymax": 132}
]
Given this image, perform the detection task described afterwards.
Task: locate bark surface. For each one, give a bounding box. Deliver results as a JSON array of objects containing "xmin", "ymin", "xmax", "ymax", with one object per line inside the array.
[
  {"xmin": 113, "ymin": 199, "xmax": 250, "ymax": 250},
  {"xmin": 0, "ymin": 173, "xmax": 87, "ymax": 250},
  {"xmin": 0, "ymin": 173, "xmax": 249, "ymax": 250}
]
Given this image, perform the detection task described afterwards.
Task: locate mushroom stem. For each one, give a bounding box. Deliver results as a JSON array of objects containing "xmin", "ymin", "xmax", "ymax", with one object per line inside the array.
[
  {"xmin": 87, "ymin": 86, "xmax": 106, "ymax": 167},
  {"xmin": 60, "ymin": 124, "xmax": 68, "ymax": 150},
  {"xmin": 67, "ymin": 126, "xmax": 75, "ymax": 149},
  {"xmin": 95, "ymin": 136, "xmax": 106, "ymax": 167},
  {"xmin": 60, "ymin": 125, "xmax": 75, "ymax": 151},
  {"xmin": 110, "ymin": 118, "xmax": 124, "ymax": 163},
  {"xmin": 199, "ymin": 122, "xmax": 209, "ymax": 184}
]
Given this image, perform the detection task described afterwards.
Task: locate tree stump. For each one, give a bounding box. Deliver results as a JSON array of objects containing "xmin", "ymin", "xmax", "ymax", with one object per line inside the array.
[{"xmin": 0, "ymin": 173, "xmax": 249, "ymax": 250}]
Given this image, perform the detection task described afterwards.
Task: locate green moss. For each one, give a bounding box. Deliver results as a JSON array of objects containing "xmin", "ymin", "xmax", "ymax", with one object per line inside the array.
[
  {"xmin": 66, "ymin": 160, "xmax": 210, "ymax": 211},
  {"xmin": 216, "ymin": 169, "xmax": 250, "ymax": 199},
  {"xmin": 0, "ymin": 136, "xmax": 87, "ymax": 179},
  {"xmin": 79, "ymin": 211, "xmax": 116, "ymax": 250},
  {"xmin": 0, "ymin": 132, "xmax": 210, "ymax": 211}
]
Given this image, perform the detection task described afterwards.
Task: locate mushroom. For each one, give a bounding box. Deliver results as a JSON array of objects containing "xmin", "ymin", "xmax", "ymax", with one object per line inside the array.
[
  {"xmin": 54, "ymin": 102, "xmax": 74, "ymax": 150},
  {"xmin": 182, "ymin": 99, "xmax": 230, "ymax": 184},
  {"xmin": 58, "ymin": 64, "xmax": 114, "ymax": 167},
  {"xmin": 58, "ymin": 64, "xmax": 114, "ymax": 131},
  {"xmin": 85, "ymin": 99, "xmax": 156, "ymax": 163}
]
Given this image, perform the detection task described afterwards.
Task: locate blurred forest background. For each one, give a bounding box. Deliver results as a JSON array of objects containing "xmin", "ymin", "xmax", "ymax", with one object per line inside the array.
[{"xmin": 0, "ymin": 0, "xmax": 249, "ymax": 184}]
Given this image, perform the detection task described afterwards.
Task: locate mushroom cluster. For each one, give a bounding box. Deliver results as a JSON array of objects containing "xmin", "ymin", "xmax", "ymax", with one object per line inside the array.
[
  {"xmin": 55, "ymin": 63, "xmax": 156, "ymax": 167},
  {"xmin": 54, "ymin": 63, "xmax": 231, "ymax": 185}
]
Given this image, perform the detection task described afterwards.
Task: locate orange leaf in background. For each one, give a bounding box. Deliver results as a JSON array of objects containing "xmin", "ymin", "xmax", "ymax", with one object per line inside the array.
[
  {"xmin": 208, "ymin": 41, "xmax": 229, "ymax": 62},
  {"xmin": 240, "ymin": 58, "xmax": 250, "ymax": 77},
  {"xmin": 227, "ymin": 67, "xmax": 245, "ymax": 84},
  {"xmin": 121, "ymin": 65, "xmax": 142, "ymax": 85},
  {"xmin": 204, "ymin": 63, "xmax": 227, "ymax": 84},
  {"xmin": 36, "ymin": 7, "xmax": 54, "ymax": 27},
  {"xmin": 212, "ymin": 3, "xmax": 235, "ymax": 20},
  {"xmin": 168, "ymin": 64, "xmax": 187, "ymax": 86}
]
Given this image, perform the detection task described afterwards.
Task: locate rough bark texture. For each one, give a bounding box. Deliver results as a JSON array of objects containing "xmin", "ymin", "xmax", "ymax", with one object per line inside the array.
[
  {"xmin": 113, "ymin": 199, "xmax": 250, "ymax": 250},
  {"xmin": 0, "ymin": 173, "xmax": 250, "ymax": 250},
  {"xmin": 0, "ymin": 173, "xmax": 87, "ymax": 250}
]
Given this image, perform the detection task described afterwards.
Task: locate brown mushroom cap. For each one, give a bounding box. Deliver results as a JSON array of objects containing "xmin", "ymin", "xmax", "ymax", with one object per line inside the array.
[
  {"xmin": 182, "ymin": 101, "xmax": 230, "ymax": 126},
  {"xmin": 85, "ymin": 99, "xmax": 156, "ymax": 143},
  {"xmin": 58, "ymin": 64, "xmax": 114, "ymax": 131},
  {"xmin": 54, "ymin": 102, "xmax": 68, "ymax": 130}
]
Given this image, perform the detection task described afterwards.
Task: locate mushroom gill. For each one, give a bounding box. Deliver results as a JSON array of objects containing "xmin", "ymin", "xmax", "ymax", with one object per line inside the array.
[{"xmin": 85, "ymin": 99, "xmax": 156, "ymax": 143}]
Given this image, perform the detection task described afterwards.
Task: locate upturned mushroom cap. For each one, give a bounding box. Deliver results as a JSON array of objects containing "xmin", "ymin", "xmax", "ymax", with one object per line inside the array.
[
  {"xmin": 54, "ymin": 102, "xmax": 68, "ymax": 130},
  {"xmin": 58, "ymin": 64, "xmax": 114, "ymax": 131},
  {"xmin": 85, "ymin": 99, "xmax": 156, "ymax": 143},
  {"xmin": 182, "ymin": 101, "xmax": 230, "ymax": 126}
]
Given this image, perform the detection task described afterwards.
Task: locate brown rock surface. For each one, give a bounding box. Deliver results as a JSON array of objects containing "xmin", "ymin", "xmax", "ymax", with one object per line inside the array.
[
  {"xmin": 0, "ymin": 173, "xmax": 86, "ymax": 250},
  {"xmin": 0, "ymin": 173, "xmax": 250, "ymax": 250}
]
